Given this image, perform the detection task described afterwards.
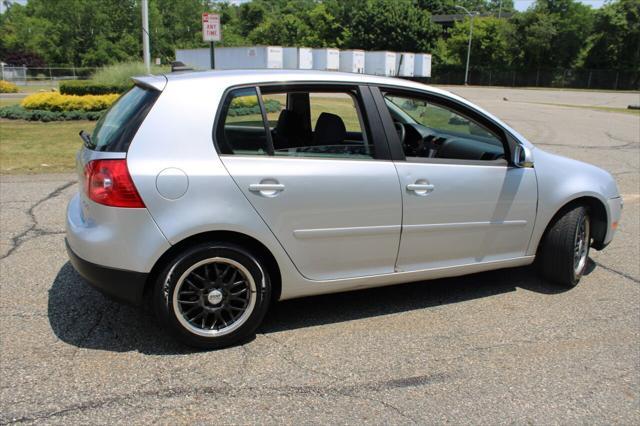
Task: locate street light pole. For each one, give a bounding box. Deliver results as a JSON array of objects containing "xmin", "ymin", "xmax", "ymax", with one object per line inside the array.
[
  {"xmin": 141, "ymin": 0, "xmax": 151, "ymax": 73},
  {"xmin": 456, "ymin": 5, "xmax": 477, "ymax": 86}
]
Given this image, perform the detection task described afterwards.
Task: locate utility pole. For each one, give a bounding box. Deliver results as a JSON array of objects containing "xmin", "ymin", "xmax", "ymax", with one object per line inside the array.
[
  {"xmin": 456, "ymin": 5, "xmax": 477, "ymax": 86},
  {"xmin": 141, "ymin": 0, "xmax": 151, "ymax": 73}
]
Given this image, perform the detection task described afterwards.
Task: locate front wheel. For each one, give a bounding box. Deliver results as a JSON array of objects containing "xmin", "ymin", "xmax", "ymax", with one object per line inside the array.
[
  {"xmin": 538, "ymin": 206, "xmax": 591, "ymax": 287},
  {"xmin": 153, "ymin": 243, "xmax": 271, "ymax": 349}
]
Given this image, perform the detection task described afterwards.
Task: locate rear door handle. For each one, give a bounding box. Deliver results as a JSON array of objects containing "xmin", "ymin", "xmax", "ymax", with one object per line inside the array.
[{"xmin": 249, "ymin": 183, "xmax": 285, "ymax": 192}]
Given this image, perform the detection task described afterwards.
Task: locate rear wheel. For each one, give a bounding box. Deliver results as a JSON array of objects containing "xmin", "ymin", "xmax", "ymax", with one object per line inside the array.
[
  {"xmin": 538, "ymin": 206, "xmax": 591, "ymax": 287},
  {"xmin": 153, "ymin": 243, "xmax": 271, "ymax": 349}
]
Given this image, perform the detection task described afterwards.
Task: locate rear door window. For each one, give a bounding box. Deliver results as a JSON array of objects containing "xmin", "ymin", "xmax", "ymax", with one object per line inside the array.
[
  {"xmin": 215, "ymin": 86, "xmax": 375, "ymax": 160},
  {"xmin": 216, "ymin": 87, "xmax": 271, "ymax": 155},
  {"xmin": 89, "ymin": 85, "xmax": 160, "ymax": 152}
]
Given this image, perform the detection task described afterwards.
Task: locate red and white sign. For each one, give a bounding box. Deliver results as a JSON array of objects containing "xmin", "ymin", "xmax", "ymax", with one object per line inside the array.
[{"xmin": 202, "ymin": 13, "xmax": 221, "ymax": 42}]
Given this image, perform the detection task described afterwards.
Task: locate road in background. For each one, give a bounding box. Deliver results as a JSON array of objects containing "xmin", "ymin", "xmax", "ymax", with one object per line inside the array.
[{"xmin": 1, "ymin": 87, "xmax": 638, "ymax": 424}]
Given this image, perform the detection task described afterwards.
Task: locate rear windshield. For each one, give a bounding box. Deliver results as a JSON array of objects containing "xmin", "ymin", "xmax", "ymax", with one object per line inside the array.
[{"xmin": 88, "ymin": 85, "xmax": 160, "ymax": 152}]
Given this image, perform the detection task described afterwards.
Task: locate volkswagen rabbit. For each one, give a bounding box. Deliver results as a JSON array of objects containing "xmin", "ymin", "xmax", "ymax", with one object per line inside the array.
[{"xmin": 66, "ymin": 70, "xmax": 622, "ymax": 348}]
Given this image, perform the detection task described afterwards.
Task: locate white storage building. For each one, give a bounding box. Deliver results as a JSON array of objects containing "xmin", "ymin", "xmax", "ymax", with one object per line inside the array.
[
  {"xmin": 365, "ymin": 51, "xmax": 397, "ymax": 76},
  {"xmin": 414, "ymin": 54, "xmax": 432, "ymax": 77},
  {"xmin": 339, "ymin": 50, "xmax": 365, "ymax": 73},
  {"xmin": 214, "ymin": 46, "xmax": 283, "ymax": 70},
  {"xmin": 312, "ymin": 48, "xmax": 340, "ymax": 71},
  {"xmin": 395, "ymin": 52, "xmax": 415, "ymax": 77},
  {"xmin": 283, "ymin": 47, "xmax": 313, "ymax": 69},
  {"xmin": 175, "ymin": 48, "xmax": 211, "ymax": 70}
]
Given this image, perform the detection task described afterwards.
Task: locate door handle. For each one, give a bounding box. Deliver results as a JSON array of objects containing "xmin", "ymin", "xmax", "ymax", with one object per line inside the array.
[
  {"xmin": 249, "ymin": 182, "xmax": 285, "ymax": 197},
  {"xmin": 407, "ymin": 183, "xmax": 435, "ymax": 192},
  {"xmin": 249, "ymin": 183, "xmax": 285, "ymax": 192}
]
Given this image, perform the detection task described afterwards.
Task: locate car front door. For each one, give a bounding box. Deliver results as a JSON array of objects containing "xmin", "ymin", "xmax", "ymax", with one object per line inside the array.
[
  {"xmin": 217, "ymin": 84, "xmax": 402, "ymax": 281},
  {"xmin": 372, "ymin": 87, "xmax": 538, "ymax": 272}
]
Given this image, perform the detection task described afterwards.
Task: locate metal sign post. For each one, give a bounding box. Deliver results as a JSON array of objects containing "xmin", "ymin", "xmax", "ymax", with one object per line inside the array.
[{"xmin": 202, "ymin": 13, "xmax": 222, "ymax": 70}]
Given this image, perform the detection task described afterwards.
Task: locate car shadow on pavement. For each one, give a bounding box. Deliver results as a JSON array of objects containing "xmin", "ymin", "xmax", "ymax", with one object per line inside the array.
[{"xmin": 49, "ymin": 261, "xmax": 574, "ymax": 354}]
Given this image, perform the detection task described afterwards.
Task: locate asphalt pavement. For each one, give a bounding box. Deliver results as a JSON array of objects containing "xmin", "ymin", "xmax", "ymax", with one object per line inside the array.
[{"xmin": 0, "ymin": 86, "xmax": 638, "ymax": 424}]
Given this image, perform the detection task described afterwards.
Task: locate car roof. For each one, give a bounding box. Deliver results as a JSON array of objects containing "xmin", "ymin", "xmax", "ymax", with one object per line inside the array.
[
  {"xmin": 157, "ymin": 68, "xmax": 445, "ymax": 94},
  {"xmin": 132, "ymin": 69, "xmax": 533, "ymax": 149}
]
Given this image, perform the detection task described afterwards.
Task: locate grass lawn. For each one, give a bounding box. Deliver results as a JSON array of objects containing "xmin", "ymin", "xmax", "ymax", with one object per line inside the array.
[
  {"xmin": 0, "ymin": 97, "xmax": 23, "ymax": 107},
  {"xmin": 0, "ymin": 119, "xmax": 94, "ymax": 173},
  {"xmin": 19, "ymin": 83, "xmax": 59, "ymax": 93},
  {"xmin": 227, "ymin": 94, "xmax": 365, "ymax": 132}
]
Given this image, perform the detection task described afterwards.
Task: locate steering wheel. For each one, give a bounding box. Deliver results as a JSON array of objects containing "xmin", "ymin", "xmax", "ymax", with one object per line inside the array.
[{"xmin": 394, "ymin": 121, "xmax": 406, "ymax": 145}]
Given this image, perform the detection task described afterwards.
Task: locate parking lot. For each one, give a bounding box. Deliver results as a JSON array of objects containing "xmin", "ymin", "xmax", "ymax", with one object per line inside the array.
[{"xmin": 1, "ymin": 86, "xmax": 638, "ymax": 424}]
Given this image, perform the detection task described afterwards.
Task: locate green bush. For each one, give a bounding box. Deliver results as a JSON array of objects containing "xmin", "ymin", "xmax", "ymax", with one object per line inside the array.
[
  {"xmin": 91, "ymin": 61, "xmax": 169, "ymax": 86},
  {"xmin": 60, "ymin": 80, "xmax": 130, "ymax": 95},
  {"xmin": 0, "ymin": 105, "xmax": 104, "ymax": 122},
  {"xmin": 228, "ymin": 99, "xmax": 281, "ymax": 117}
]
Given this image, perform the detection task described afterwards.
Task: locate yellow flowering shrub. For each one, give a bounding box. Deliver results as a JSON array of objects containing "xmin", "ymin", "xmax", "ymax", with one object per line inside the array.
[
  {"xmin": 0, "ymin": 80, "xmax": 19, "ymax": 93},
  {"xmin": 21, "ymin": 92, "xmax": 120, "ymax": 112}
]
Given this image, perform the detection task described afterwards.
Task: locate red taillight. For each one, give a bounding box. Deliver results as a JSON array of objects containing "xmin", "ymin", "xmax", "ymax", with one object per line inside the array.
[{"xmin": 84, "ymin": 159, "xmax": 145, "ymax": 208}]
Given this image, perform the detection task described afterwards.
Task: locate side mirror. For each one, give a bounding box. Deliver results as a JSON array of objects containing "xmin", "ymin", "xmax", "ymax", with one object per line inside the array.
[{"xmin": 513, "ymin": 144, "xmax": 534, "ymax": 168}]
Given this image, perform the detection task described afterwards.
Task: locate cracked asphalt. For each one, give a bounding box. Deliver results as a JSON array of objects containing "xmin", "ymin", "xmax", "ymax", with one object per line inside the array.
[{"xmin": 1, "ymin": 87, "xmax": 639, "ymax": 424}]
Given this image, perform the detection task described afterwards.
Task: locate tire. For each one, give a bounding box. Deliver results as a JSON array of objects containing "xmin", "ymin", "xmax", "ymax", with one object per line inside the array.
[
  {"xmin": 153, "ymin": 242, "xmax": 271, "ymax": 349},
  {"xmin": 537, "ymin": 205, "xmax": 591, "ymax": 287}
]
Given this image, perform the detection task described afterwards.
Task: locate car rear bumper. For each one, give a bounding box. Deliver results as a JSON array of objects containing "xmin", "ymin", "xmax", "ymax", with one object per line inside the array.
[
  {"xmin": 66, "ymin": 238, "xmax": 148, "ymax": 305},
  {"xmin": 65, "ymin": 192, "xmax": 170, "ymax": 272}
]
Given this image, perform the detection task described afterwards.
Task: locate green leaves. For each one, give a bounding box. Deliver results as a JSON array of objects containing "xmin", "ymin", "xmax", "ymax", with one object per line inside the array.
[{"xmin": 0, "ymin": 0, "xmax": 637, "ymax": 75}]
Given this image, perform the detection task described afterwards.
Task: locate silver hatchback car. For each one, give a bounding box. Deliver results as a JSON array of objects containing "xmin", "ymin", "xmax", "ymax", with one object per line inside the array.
[{"xmin": 66, "ymin": 70, "xmax": 622, "ymax": 348}]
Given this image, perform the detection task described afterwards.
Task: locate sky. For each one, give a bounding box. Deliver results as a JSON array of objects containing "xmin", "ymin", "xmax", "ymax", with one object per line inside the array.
[
  {"xmin": 0, "ymin": 0, "xmax": 609, "ymax": 14},
  {"xmin": 513, "ymin": 0, "xmax": 606, "ymax": 11}
]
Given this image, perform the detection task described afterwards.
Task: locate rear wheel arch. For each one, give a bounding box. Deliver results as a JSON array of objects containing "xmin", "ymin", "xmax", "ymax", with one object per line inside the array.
[
  {"xmin": 538, "ymin": 196, "xmax": 608, "ymax": 253},
  {"xmin": 145, "ymin": 230, "xmax": 282, "ymax": 305}
]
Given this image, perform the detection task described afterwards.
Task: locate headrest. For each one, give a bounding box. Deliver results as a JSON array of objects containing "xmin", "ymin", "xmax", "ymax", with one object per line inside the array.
[{"xmin": 313, "ymin": 112, "xmax": 346, "ymax": 146}]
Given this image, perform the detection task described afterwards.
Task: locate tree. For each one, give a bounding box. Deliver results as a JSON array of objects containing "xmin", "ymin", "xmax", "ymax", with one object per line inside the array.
[
  {"xmin": 445, "ymin": 16, "xmax": 516, "ymax": 69},
  {"xmin": 347, "ymin": 0, "xmax": 439, "ymax": 52},
  {"xmin": 580, "ymin": 0, "xmax": 640, "ymax": 71},
  {"xmin": 512, "ymin": 0, "xmax": 594, "ymax": 69}
]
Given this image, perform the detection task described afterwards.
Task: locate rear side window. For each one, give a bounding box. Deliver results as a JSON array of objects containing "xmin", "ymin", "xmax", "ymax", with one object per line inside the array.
[
  {"xmin": 88, "ymin": 85, "xmax": 160, "ymax": 152},
  {"xmin": 216, "ymin": 87, "xmax": 270, "ymax": 155}
]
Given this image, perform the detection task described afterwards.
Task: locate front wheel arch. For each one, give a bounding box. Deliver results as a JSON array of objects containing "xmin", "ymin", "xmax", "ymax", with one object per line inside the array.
[{"xmin": 537, "ymin": 196, "xmax": 608, "ymax": 255}]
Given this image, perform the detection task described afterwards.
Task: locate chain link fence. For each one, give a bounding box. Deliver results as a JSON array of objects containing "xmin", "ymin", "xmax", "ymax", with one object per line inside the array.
[
  {"xmin": 411, "ymin": 67, "xmax": 640, "ymax": 91},
  {"xmin": 0, "ymin": 65, "xmax": 98, "ymax": 84},
  {"xmin": 2, "ymin": 64, "xmax": 638, "ymax": 91}
]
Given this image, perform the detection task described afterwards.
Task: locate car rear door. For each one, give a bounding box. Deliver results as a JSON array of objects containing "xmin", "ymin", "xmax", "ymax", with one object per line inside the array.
[
  {"xmin": 372, "ymin": 86, "xmax": 538, "ymax": 272},
  {"xmin": 217, "ymin": 84, "xmax": 402, "ymax": 281}
]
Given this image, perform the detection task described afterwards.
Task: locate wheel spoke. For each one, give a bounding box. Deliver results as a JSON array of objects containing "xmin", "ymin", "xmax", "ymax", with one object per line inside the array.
[
  {"xmin": 185, "ymin": 279, "xmax": 201, "ymax": 291},
  {"xmin": 230, "ymin": 287, "xmax": 247, "ymax": 297},
  {"xmin": 229, "ymin": 280, "xmax": 246, "ymax": 289},
  {"xmin": 182, "ymin": 304, "xmax": 200, "ymax": 316},
  {"xmin": 226, "ymin": 270, "xmax": 238, "ymax": 286},
  {"xmin": 189, "ymin": 310, "xmax": 205, "ymax": 323}
]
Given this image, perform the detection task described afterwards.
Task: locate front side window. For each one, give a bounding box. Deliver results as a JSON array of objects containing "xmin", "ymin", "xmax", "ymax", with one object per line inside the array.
[
  {"xmin": 384, "ymin": 93, "xmax": 506, "ymax": 162},
  {"xmin": 216, "ymin": 86, "xmax": 374, "ymax": 160}
]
